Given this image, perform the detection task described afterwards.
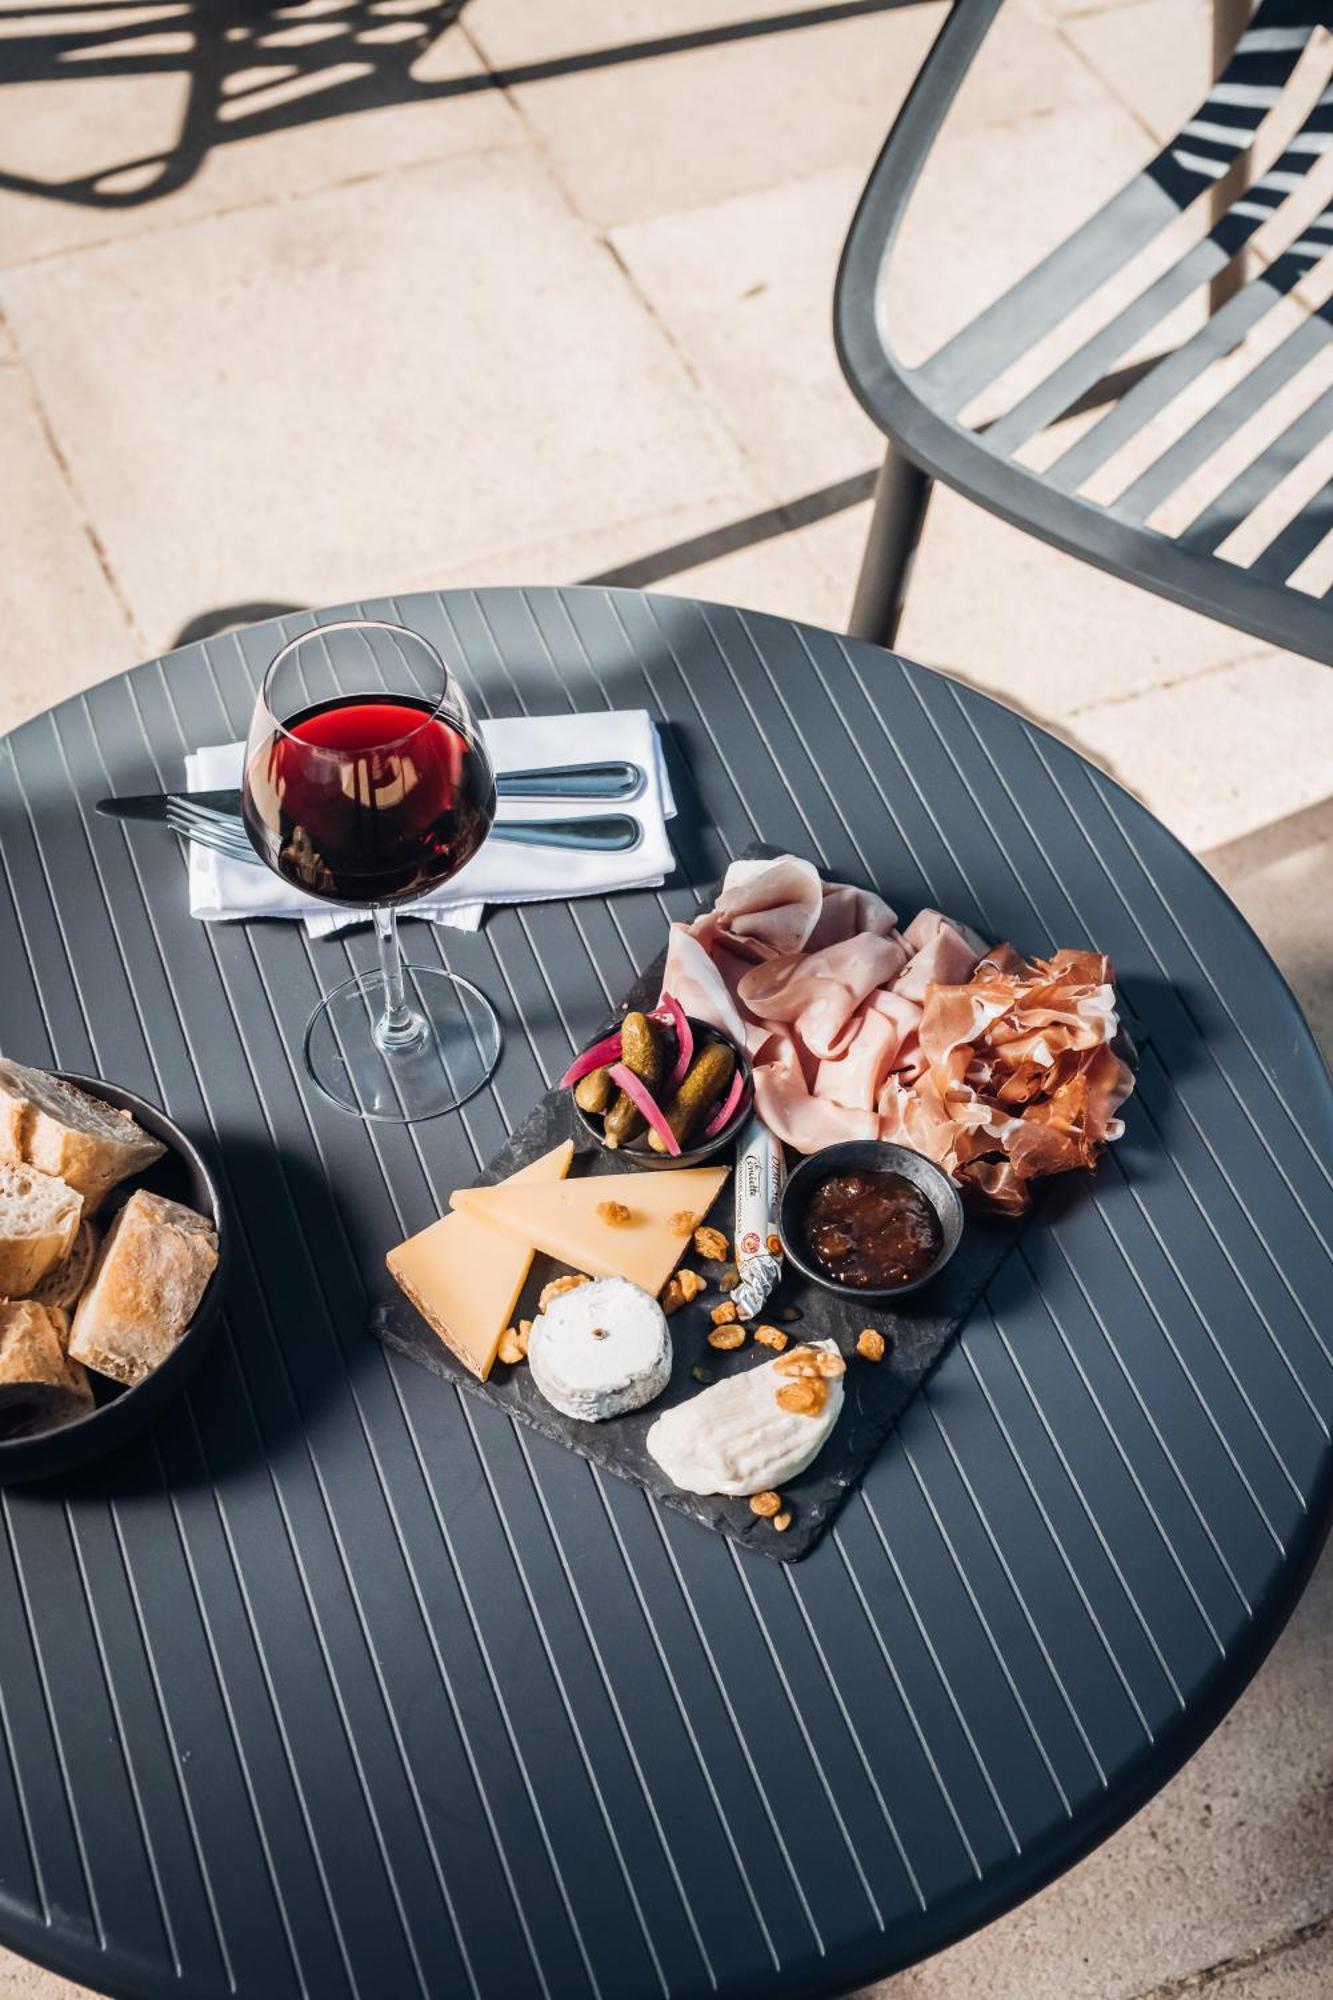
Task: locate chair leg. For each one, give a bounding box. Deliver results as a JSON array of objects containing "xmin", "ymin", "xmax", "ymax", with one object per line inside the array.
[{"xmin": 848, "ymin": 447, "xmax": 932, "ymax": 648}]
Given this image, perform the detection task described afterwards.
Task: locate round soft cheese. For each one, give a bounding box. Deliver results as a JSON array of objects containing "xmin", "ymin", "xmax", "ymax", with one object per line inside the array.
[
  {"xmin": 646, "ymin": 1337, "xmax": 844, "ymax": 1494},
  {"xmin": 528, "ymin": 1277, "xmax": 671, "ymax": 1422}
]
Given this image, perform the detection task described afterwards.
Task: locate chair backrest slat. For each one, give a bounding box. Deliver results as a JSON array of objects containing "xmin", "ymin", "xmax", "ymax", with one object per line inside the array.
[{"xmin": 1115, "ymin": 313, "xmax": 1333, "ymax": 521}]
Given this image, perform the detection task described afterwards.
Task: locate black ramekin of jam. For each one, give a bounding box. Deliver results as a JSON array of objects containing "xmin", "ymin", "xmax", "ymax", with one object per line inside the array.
[{"xmin": 778, "ymin": 1140, "xmax": 964, "ymax": 1301}]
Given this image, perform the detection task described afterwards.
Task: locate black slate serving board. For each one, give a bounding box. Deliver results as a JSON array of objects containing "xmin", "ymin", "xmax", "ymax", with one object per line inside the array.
[{"xmin": 372, "ymin": 961, "xmax": 1038, "ymax": 1563}]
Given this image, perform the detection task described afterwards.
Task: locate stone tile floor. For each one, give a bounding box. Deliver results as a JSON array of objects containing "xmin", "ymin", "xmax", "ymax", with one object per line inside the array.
[{"xmin": 0, "ymin": 0, "xmax": 1328, "ymax": 1993}]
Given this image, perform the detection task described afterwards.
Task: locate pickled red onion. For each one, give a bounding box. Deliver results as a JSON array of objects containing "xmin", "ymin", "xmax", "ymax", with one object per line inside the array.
[
  {"xmin": 655, "ymin": 991, "xmax": 693, "ymax": 1091},
  {"xmin": 558, "ymin": 1031, "xmax": 623, "ymax": 1090},
  {"xmin": 701, "ymin": 1066, "xmax": 745, "ymax": 1139},
  {"xmin": 607, "ymin": 1062, "xmax": 680, "ymax": 1156}
]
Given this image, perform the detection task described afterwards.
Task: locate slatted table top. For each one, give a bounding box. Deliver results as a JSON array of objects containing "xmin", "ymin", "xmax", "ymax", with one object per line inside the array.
[{"xmin": 0, "ymin": 586, "xmax": 1330, "ymax": 2000}]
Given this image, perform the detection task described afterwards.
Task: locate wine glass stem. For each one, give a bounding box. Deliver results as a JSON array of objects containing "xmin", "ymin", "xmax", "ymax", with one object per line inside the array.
[{"xmin": 372, "ymin": 906, "xmax": 428, "ymax": 1054}]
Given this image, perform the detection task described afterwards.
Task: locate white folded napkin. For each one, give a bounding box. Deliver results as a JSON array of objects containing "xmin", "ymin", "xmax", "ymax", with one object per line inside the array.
[{"xmin": 185, "ymin": 710, "xmax": 676, "ymax": 936}]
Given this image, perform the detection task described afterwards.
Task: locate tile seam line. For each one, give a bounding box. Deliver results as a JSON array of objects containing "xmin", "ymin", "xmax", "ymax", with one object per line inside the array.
[
  {"xmin": 0, "ymin": 135, "xmax": 527, "ymax": 275},
  {"xmin": 0, "ymin": 319, "xmax": 144, "ymax": 648},
  {"xmin": 1128, "ymin": 1905, "xmax": 1333, "ymax": 2000}
]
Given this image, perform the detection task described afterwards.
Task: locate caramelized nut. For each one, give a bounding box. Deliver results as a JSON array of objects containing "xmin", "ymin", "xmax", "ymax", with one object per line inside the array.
[
  {"xmin": 694, "ymin": 1225, "xmax": 730, "ymax": 1263},
  {"xmin": 596, "ymin": 1200, "xmax": 633, "ymax": 1226},
  {"xmin": 661, "ymin": 1277, "xmax": 687, "ymax": 1316},
  {"xmin": 773, "ymin": 1511, "xmax": 792, "ymax": 1533},
  {"xmin": 709, "ymin": 1300, "xmax": 738, "ymax": 1326},
  {"xmin": 497, "ymin": 1327, "xmax": 526, "ymax": 1366},
  {"xmin": 776, "ymin": 1379, "xmax": 824, "ymax": 1417},
  {"xmin": 753, "ymin": 1324, "xmax": 788, "ymax": 1352},
  {"xmin": 675, "ymin": 1268, "xmax": 706, "ymax": 1302},
  {"xmin": 814, "ymin": 1350, "xmax": 847, "ymax": 1378},
  {"xmin": 538, "ymin": 1272, "xmax": 590, "ymax": 1314},
  {"xmin": 748, "ymin": 1490, "xmax": 782, "ymax": 1519},
  {"xmin": 668, "ymin": 1210, "xmax": 696, "ymax": 1237},
  {"xmin": 707, "ymin": 1324, "xmax": 745, "ymax": 1351},
  {"xmin": 856, "ymin": 1328, "xmax": 886, "ymax": 1362}
]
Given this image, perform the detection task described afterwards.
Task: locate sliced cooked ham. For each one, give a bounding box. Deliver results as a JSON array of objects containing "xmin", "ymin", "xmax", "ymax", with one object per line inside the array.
[
  {"xmin": 738, "ymin": 934, "xmax": 908, "ymax": 1058},
  {"xmin": 891, "ymin": 913, "xmax": 982, "ymax": 1001},
  {"xmin": 663, "ymin": 856, "xmax": 1133, "ymax": 1209}
]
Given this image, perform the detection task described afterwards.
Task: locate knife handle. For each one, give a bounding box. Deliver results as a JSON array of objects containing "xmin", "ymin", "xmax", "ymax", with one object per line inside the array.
[{"xmin": 495, "ymin": 760, "xmax": 644, "ymax": 802}]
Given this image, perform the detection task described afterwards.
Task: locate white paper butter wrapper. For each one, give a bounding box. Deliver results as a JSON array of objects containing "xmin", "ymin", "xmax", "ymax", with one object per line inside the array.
[{"xmin": 730, "ymin": 1112, "xmax": 785, "ymax": 1320}]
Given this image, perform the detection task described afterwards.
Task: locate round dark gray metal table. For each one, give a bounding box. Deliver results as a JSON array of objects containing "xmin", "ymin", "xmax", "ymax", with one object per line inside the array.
[{"xmin": 1, "ymin": 586, "xmax": 1330, "ymax": 2000}]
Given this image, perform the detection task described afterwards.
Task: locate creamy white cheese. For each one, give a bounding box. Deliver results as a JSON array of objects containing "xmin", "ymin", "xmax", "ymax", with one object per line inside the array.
[
  {"xmin": 528, "ymin": 1277, "xmax": 671, "ymax": 1422},
  {"xmin": 646, "ymin": 1338, "xmax": 844, "ymax": 1495}
]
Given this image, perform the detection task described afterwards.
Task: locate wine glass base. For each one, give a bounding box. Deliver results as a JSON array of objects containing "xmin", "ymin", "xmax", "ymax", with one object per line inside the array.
[{"xmin": 303, "ymin": 964, "xmax": 501, "ymax": 1121}]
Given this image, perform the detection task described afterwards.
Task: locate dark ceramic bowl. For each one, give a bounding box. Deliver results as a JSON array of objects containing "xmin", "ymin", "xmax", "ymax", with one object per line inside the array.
[
  {"xmin": 778, "ymin": 1139, "xmax": 964, "ymax": 1301},
  {"xmin": 572, "ymin": 1015, "xmax": 754, "ymax": 1169},
  {"xmin": 0, "ymin": 1075, "xmax": 226, "ymax": 1484}
]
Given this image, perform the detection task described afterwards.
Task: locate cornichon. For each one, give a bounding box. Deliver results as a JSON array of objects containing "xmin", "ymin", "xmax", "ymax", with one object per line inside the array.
[
  {"xmin": 648, "ymin": 1040, "xmax": 736, "ymax": 1152},
  {"xmin": 603, "ymin": 1011, "xmax": 665, "ymax": 1148},
  {"xmin": 573, "ymin": 1065, "xmax": 614, "ymax": 1115}
]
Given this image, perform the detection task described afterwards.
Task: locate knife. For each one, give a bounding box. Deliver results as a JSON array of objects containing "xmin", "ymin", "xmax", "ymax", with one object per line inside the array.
[{"xmin": 96, "ymin": 757, "xmax": 645, "ymax": 826}]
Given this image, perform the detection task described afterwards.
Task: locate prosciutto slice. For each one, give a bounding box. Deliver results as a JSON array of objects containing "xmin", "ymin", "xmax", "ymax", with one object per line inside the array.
[{"xmin": 667, "ymin": 855, "xmax": 1134, "ymax": 1212}]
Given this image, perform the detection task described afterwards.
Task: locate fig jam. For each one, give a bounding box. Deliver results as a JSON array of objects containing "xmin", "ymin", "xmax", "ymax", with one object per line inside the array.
[{"xmin": 802, "ymin": 1170, "xmax": 942, "ymax": 1288}]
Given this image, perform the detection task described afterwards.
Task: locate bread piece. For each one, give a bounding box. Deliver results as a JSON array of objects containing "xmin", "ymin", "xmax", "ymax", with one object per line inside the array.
[
  {"xmin": 0, "ymin": 1060, "xmax": 167, "ymax": 1212},
  {"xmin": 0, "ymin": 1298, "xmax": 95, "ymax": 1439},
  {"xmin": 29, "ymin": 1219, "xmax": 100, "ymax": 1311},
  {"xmin": 70, "ymin": 1189, "xmax": 218, "ymax": 1387},
  {"xmin": 0, "ymin": 1163, "xmax": 83, "ymax": 1298}
]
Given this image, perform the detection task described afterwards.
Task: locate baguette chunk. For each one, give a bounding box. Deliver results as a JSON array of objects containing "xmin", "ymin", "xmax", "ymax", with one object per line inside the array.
[
  {"xmin": 0, "ymin": 1060, "xmax": 166, "ymax": 1212},
  {"xmin": 0, "ymin": 1298, "xmax": 95, "ymax": 1438},
  {"xmin": 70, "ymin": 1189, "xmax": 218, "ymax": 1387},
  {"xmin": 0, "ymin": 1162, "xmax": 83, "ymax": 1298},
  {"xmin": 29, "ymin": 1219, "xmax": 99, "ymax": 1311}
]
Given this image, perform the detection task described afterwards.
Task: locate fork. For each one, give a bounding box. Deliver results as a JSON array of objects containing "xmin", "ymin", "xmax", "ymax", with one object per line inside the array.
[{"xmin": 162, "ymin": 795, "xmax": 643, "ymax": 858}]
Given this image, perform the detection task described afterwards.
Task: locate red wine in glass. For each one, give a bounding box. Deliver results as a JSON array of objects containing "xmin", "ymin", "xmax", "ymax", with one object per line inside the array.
[
  {"xmin": 242, "ymin": 619, "xmax": 503, "ymax": 1122},
  {"xmin": 243, "ymin": 692, "xmax": 496, "ymax": 907}
]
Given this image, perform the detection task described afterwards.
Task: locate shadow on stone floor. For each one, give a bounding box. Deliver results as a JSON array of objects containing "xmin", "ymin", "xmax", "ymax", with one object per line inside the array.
[{"xmin": 0, "ymin": 0, "xmax": 925, "ymax": 211}]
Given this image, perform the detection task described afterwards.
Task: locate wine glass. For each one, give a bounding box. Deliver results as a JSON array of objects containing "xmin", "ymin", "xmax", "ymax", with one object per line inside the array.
[{"xmin": 242, "ymin": 619, "xmax": 502, "ymax": 1121}]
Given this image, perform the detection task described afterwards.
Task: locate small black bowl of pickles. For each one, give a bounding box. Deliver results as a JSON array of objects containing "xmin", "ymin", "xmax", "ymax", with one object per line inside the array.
[{"xmin": 561, "ymin": 995, "xmax": 754, "ymax": 1169}]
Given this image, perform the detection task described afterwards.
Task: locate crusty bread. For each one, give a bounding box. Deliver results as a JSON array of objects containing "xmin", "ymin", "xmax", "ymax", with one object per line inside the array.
[
  {"xmin": 0, "ymin": 1059, "xmax": 166, "ymax": 1213},
  {"xmin": 29, "ymin": 1218, "xmax": 99, "ymax": 1311},
  {"xmin": 0, "ymin": 1162, "xmax": 83, "ymax": 1298},
  {"xmin": 70, "ymin": 1189, "xmax": 218, "ymax": 1387},
  {"xmin": 0, "ymin": 1298, "xmax": 95, "ymax": 1438}
]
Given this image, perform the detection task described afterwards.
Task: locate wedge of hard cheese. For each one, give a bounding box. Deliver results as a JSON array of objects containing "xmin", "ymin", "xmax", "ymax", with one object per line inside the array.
[
  {"xmin": 451, "ymin": 1164, "xmax": 729, "ymax": 1299},
  {"xmin": 387, "ymin": 1141, "xmax": 573, "ymax": 1380}
]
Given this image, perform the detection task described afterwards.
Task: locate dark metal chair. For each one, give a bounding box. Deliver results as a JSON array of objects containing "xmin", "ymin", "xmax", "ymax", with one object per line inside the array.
[{"xmin": 835, "ymin": 0, "xmax": 1333, "ymax": 663}]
